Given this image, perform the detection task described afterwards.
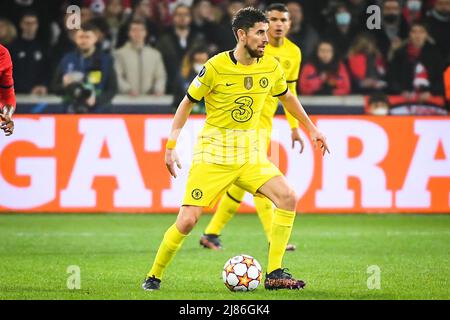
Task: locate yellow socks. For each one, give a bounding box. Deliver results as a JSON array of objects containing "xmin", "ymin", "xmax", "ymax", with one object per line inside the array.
[
  {"xmin": 267, "ymin": 208, "xmax": 296, "ymax": 273},
  {"xmin": 254, "ymin": 195, "xmax": 273, "ymax": 242},
  {"xmin": 147, "ymin": 224, "xmax": 187, "ymax": 280},
  {"xmin": 204, "ymin": 185, "xmax": 245, "ymax": 235}
]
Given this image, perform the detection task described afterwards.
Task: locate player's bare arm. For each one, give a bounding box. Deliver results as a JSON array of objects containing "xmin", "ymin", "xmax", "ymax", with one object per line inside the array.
[
  {"xmin": 278, "ymin": 90, "xmax": 330, "ymax": 155},
  {"xmin": 165, "ymin": 95, "xmax": 195, "ymax": 178}
]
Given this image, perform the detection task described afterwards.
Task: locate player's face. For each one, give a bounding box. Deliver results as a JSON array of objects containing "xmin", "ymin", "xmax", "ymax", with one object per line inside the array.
[
  {"xmin": 243, "ymin": 22, "xmax": 269, "ymax": 58},
  {"xmin": 267, "ymin": 10, "xmax": 291, "ymax": 40}
]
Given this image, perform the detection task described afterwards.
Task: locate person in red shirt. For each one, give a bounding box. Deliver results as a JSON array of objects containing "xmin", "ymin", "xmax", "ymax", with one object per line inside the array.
[
  {"xmin": 299, "ymin": 40, "xmax": 351, "ymax": 96},
  {"xmin": 0, "ymin": 44, "xmax": 15, "ymax": 136}
]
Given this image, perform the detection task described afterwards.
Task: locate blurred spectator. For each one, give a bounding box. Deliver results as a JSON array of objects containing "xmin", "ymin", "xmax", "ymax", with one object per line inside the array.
[
  {"xmin": 403, "ymin": 0, "xmax": 424, "ymax": 26},
  {"xmin": 300, "ymin": 40, "xmax": 351, "ymax": 95},
  {"xmin": 425, "ymin": 0, "xmax": 450, "ymax": 58},
  {"xmin": 114, "ymin": 19, "xmax": 166, "ymax": 96},
  {"xmin": 0, "ymin": 18, "xmax": 17, "ymax": 47},
  {"xmin": 347, "ymin": 33, "xmax": 387, "ymax": 94},
  {"xmin": 387, "ymin": 23, "xmax": 445, "ymax": 100},
  {"xmin": 9, "ymin": 11, "xmax": 48, "ymax": 95},
  {"xmin": 104, "ymin": 0, "xmax": 132, "ymax": 49},
  {"xmin": 366, "ymin": 92, "xmax": 391, "ymax": 115},
  {"xmin": 192, "ymin": 0, "xmax": 222, "ymax": 53},
  {"xmin": 172, "ymin": 46, "xmax": 209, "ymax": 112},
  {"xmin": 346, "ymin": 0, "xmax": 371, "ymax": 30},
  {"xmin": 322, "ymin": 3, "xmax": 358, "ymax": 57},
  {"xmin": 81, "ymin": 6, "xmax": 95, "ymax": 24},
  {"xmin": 0, "ymin": 0, "xmax": 60, "ymax": 47},
  {"xmin": 216, "ymin": 0, "xmax": 244, "ymax": 52},
  {"xmin": 156, "ymin": 4, "xmax": 204, "ymax": 94},
  {"xmin": 116, "ymin": 0, "xmax": 159, "ymax": 49},
  {"xmin": 445, "ymin": 62, "xmax": 450, "ymax": 106},
  {"xmin": 51, "ymin": 22, "xmax": 117, "ymax": 113},
  {"xmin": 49, "ymin": 11, "xmax": 78, "ymax": 76},
  {"xmin": 90, "ymin": 16, "xmax": 114, "ymax": 52},
  {"xmin": 286, "ymin": 1, "xmax": 320, "ymax": 60},
  {"xmin": 373, "ymin": 0, "xmax": 409, "ymax": 61}
]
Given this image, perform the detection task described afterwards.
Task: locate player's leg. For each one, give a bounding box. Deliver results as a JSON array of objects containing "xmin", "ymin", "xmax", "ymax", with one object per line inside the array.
[
  {"xmin": 254, "ymin": 136, "xmax": 295, "ymax": 250},
  {"xmin": 254, "ymin": 195, "xmax": 296, "ymax": 251},
  {"xmin": 143, "ymin": 205, "xmax": 202, "ymax": 290},
  {"xmin": 201, "ymin": 185, "xmax": 246, "ymax": 250},
  {"xmin": 257, "ymin": 175, "xmax": 305, "ymax": 290},
  {"xmin": 253, "ymin": 195, "xmax": 273, "ymax": 242}
]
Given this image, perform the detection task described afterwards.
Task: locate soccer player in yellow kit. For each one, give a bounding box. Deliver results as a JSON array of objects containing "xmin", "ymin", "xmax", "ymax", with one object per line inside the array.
[
  {"xmin": 200, "ymin": 3, "xmax": 303, "ymax": 251},
  {"xmin": 142, "ymin": 7, "xmax": 329, "ymax": 291}
]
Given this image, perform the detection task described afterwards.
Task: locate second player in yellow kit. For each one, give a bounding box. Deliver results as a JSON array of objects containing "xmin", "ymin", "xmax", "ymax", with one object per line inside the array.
[{"xmin": 201, "ymin": 4, "xmax": 304, "ymax": 250}]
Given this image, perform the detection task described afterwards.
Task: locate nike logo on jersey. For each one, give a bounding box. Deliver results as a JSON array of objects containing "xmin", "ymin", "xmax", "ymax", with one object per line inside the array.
[{"xmin": 226, "ymin": 83, "xmax": 236, "ymax": 86}]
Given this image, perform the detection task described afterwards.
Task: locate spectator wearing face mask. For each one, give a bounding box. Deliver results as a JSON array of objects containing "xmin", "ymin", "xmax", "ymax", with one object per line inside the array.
[
  {"xmin": 172, "ymin": 46, "xmax": 209, "ymax": 113},
  {"xmin": 322, "ymin": 3, "xmax": 358, "ymax": 57},
  {"xmin": 425, "ymin": 0, "xmax": 450, "ymax": 58},
  {"xmin": 373, "ymin": 0, "xmax": 409, "ymax": 61},
  {"xmin": 403, "ymin": 0, "xmax": 424, "ymax": 26},
  {"xmin": 366, "ymin": 92, "xmax": 391, "ymax": 116}
]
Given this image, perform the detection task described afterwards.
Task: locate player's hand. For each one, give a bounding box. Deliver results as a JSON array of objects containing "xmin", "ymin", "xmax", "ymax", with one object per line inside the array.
[
  {"xmin": 165, "ymin": 148, "xmax": 182, "ymax": 178},
  {"xmin": 0, "ymin": 113, "xmax": 14, "ymax": 136},
  {"xmin": 310, "ymin": 130, "xmax": 329, "ymax": 156},
  {"xmin": 291, "ymin": 128, "xmax": 304, "ymax": 154}
]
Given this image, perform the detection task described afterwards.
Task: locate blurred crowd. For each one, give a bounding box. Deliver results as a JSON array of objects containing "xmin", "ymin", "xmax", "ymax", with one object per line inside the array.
[{"xmin": 0, "ymin": 0, "xmax": 449, "ymax": 113}]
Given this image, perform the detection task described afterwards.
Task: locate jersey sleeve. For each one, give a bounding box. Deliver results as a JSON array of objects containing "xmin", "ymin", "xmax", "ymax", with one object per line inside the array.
[
  {"xmin": 186, "ymin": 61, "xmax": 216, "ymax": 103},
  {"xmin": 286, "ymin": 46, "xmax": 302, "ymax": 92},
  {"xmin": 284, "ymin": 47, "xmax": 302, "ymax": 129},
  {"xmin": 0, "ymin": 47, "xmax": 16, "ymax": 111},
  {"xmin": 270, "ymin": 62, "xmax": 288, "ymax": 97}
]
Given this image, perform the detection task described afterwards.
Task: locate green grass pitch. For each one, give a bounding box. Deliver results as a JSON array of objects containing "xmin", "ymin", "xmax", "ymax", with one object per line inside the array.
[{"xmin": 0, "ymin": 213, "xmax": 448, "ymax": 300}]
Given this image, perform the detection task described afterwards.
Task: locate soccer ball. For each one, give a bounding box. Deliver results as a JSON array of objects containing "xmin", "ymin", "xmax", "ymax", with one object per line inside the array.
[{"xmin": 222, "ymin": 254, "xmax": 262, "ymax": 291}]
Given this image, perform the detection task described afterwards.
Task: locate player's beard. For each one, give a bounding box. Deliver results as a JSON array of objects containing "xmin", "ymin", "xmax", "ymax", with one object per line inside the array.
[{"xmin": 244, "ymin": 43, "xmax": 264, "ymax": 58}]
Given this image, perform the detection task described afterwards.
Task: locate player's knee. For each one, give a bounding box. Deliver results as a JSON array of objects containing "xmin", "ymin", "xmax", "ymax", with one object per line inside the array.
[
  {"xmin": 177, "ymin": 207, "xmax": 200, "ymax": 233},
  {"xmin": 277, "ymin": 188, "xmax": 297, "ymax": 211}
]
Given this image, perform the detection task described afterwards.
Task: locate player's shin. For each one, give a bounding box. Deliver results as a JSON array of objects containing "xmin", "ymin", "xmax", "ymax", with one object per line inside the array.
[
  {"xmin": 147, "ymin": 224, "xmax": 187, "ymax": 279},
  {"xmin": 204, "ymin": 185, "xmax": 245, "ymax": 235},
  {"xmin": 254, "ymin": 196, "xmax": 273, "ymax": 242},
  {"xmin": 267, "ymin": 208, "xmax": 296, "ymax": 273}
]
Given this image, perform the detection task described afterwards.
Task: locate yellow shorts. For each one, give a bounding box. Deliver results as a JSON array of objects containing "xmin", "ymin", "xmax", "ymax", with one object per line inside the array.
[{"xmin": 182, "ymin": 158, "xmax": 282, "ymax": 208}]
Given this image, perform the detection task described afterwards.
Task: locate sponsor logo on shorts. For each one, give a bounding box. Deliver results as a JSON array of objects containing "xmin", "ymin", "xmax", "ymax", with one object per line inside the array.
[{"xmin": 192, "ymin": 189, "xmax": 203, "ymax": 200}]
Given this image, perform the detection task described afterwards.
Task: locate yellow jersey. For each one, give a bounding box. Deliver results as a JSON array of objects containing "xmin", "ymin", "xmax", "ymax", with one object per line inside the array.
[
  {"xmin": 261, "ymin": 37, "xmax": 302, "ymax": 131},
  {"xmin": 187, "ymin": 50, "xmax": 288, "ymax": 164}
]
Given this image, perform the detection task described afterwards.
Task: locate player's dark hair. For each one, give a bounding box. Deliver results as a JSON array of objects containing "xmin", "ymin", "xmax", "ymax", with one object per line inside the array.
[
  {"xmin": 231, "ymin": 7, "xmax": 268, "ymax": 40},
  {"xmin": 265, "ymin": 3, "xmax": 288, "ymax": 13}
]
